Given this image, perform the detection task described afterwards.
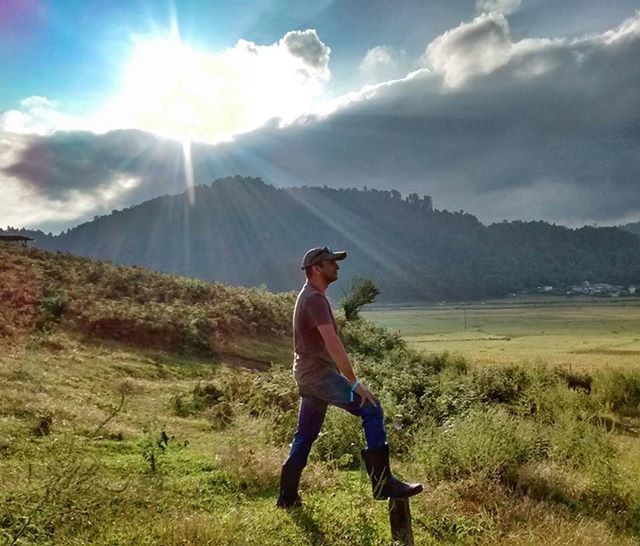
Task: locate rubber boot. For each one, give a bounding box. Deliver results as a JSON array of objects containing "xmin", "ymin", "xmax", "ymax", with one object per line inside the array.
[
  {"xmin": 276, "ymin": 460, "xmax": 303, "ymax": 508},
  {"xmin": 361, "ymin": 444, "xmax": 423, "ymax": 500}
]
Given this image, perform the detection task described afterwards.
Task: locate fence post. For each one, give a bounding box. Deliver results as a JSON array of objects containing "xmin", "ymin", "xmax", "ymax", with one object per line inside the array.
[{"xmin": 388, "ymin": 498, "xmax": 414, "ymax": 545}]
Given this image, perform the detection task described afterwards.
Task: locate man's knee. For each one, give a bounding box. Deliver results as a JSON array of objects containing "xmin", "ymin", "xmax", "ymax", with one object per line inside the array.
[{"xmin": 361, "ymin": 401, "xmax": 384, "ymax": 421}]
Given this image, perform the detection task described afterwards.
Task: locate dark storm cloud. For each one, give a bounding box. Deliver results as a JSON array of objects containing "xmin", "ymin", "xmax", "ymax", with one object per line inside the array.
[
  {"xmin": 231, "ymin": 11, "xmax": 640, "ymax": 225},
  {"xmin": 2, "ymin": 129, "xmax": 190, "ymax": 202},
  {"xmin": 2, "ymin": 12, "xmax": 640, "ymax": 228}
]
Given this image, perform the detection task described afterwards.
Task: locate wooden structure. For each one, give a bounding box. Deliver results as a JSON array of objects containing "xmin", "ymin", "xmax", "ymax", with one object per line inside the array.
[
  {"xmin": 0, "ymin": 235, "xmax": 34, "ymax": 247},
  {"xmin": 389, "ymin": 498, "xmax": 415, "ymax": 546}
]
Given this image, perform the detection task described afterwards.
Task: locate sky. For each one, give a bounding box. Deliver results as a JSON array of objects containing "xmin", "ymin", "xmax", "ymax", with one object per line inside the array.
[{"xmin": 1, "ymin": 0, "xmax": 640, "ymax": 233}]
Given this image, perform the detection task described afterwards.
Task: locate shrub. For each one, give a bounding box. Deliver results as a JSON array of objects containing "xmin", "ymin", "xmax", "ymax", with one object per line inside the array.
[
  {"xmin": 341, "ymin": 318, "xmax": 405, "ymax": 360},
  {"xmin": 340, "ymin": 277, "xmax": 380, "ymax": 321},
  {"xmin": 472, "ymin": 365, "xmax": 530, "ymax": 404},
  {"xmin": 32, "ymin": 413, "xmax": 53, "ymax": 437},
  {"xmin": 556, "ymin": 369, "xmax": 593, "ymax": 394},
  {"xmin": 593, "ymin": 371, "xmax": 640, "ymax": 417},
  {"xmin": 76, "ymin": 301, "xmax": 214, "ymax": 355},
  {"xmin": 172, "ymin": 382, "xmax": 226, "ymax": 418},
  {"xmin": 547, "ymin": 410, "xmax": 615, "ymax": 469},
  {"xmin": 310, "ymin": 406, "xmax": 364, "ymax": 467},
  {"xmin": 138, "ymin": 424, "xmax": 170, "ymax": 474},
  {"xmin": 413, "ymin": 407, "xmax": 547, "ymax": 481},
  {"xmin": 40, "ymin": 293, "xmax": 66, "ymax": 322}
]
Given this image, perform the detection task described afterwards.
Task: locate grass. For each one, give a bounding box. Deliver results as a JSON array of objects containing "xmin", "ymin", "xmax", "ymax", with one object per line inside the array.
[
  {"xmin": 0, "ymin": 332, "xmax": 392, "ymax": 545},
  {"xmin": 364, "ymin": 299, "xmax": 640, "ymax": 370},
  {"xmin": 3, "ymin": 245, "xmax": 640, "ymax": 544},
  {"xmin": 2, "ymin": 329, "xmax": 640, "ymax": 545}
]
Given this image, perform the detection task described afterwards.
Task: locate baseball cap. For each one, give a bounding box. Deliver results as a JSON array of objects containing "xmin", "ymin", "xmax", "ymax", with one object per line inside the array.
[{"xmin": 301, "ymin": 246, "xmax": 347, "ymax": 269}]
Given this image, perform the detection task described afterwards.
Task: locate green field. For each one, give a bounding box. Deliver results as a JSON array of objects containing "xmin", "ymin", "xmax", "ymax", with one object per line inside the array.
[
  {"xmin": 364, "ymin": 299, "xmax": 640, "ymax": 370},
  {"xmin": 4, "ymin": 246, "xmax": 640, "ymax": 545}
]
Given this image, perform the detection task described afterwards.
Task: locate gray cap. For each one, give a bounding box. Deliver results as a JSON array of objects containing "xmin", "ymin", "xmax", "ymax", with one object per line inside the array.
[{"xmin": 301, "ymin": 246, "xmax": 347, "ymax": 269}]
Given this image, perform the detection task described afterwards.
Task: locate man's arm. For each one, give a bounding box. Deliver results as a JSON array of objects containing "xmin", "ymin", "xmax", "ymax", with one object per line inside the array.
[{"xmin": 316, "ymin": 324, "xmax": 378, "ymax": 407}]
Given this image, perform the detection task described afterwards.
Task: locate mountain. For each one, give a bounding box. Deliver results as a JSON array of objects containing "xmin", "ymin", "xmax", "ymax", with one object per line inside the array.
[
  {"xmin": 4, "ymin": 176, "xmax": 640, "ymax": 302},
  {"xmin": 620, "ymin": 221, "xmax": 640, "ymax": 237}
]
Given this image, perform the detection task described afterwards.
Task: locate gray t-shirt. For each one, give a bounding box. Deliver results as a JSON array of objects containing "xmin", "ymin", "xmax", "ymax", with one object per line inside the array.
[{"xmin": 293, "ymin": 282, "xmax": 339, "ymax": 387}]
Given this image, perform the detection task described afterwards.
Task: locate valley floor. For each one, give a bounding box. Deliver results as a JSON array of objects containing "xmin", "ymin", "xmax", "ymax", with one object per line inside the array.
[{"xmin": 364, "ymin": 299, "xmax": 640, "ymax": 371}]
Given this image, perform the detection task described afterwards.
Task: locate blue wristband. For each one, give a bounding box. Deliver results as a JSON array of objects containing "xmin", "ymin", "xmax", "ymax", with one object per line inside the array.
[{"xmin": 350, "ymin": 379, "xmax": 360, "ymax": 402}]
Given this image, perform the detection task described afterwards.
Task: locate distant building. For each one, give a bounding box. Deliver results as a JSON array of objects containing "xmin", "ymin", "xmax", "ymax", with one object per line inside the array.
[
  {"xmin": 566, "ymin": 280, "xmax": 624, "ymax": 296},
  {"xmin": 0, "ymin": 235, "xmax": 34, "ymax": 247}
]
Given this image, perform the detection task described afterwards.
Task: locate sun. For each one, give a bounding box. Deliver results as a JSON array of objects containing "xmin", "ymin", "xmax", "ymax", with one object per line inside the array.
[
  {"xmin": 111, "ymin": 38, "xmax": 245, "ymax": 143},
  {"xmin": 105, "ymin": 35, "xmax": 328, "ymax": 144}
]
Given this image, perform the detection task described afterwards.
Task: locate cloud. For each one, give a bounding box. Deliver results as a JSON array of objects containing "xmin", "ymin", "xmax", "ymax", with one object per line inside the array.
[
  {"xmin": 2, "ymin": 12, "xmax": 640, "ymax": 230},
  {"xmin": 281, "ymin": 29, "xmax": 331, "ymax": 77},
  {"xmin": 424, "ymin": 12, "xmax": 512, "ymax": 87},
  {"xmin": 99, "ymin": 30, "xmax": 334, "ymax": 143},
  {"xmin": 358, "ymin": 46, "xmax": 405, "ymax": 83},
  {"xmin": 0, "ymin": 96, "xmax": 83, "ymax": 135},
  {"xmin": 2, "ymin": 29, "xmax": 333, "ymax": 144},
  {"xmin": 476, "ymin": 0, "xmax": 521, "ymax": 15},
  {"xmin": 217, "ymin": 11, "xmax": 640, "ymax": 225},
  {"xmin": 0, "ymin": 132, "xmax": 109, "ymax": 232}
]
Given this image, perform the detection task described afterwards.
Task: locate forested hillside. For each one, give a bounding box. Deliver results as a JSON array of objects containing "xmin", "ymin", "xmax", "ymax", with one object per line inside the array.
[
  {"xmin": 3, "ymin": 176, "xmax": 640, "ymax": 302},
  {"xmin": 621, "ymin": 221, "xmax": 640, "ymax": 237}
]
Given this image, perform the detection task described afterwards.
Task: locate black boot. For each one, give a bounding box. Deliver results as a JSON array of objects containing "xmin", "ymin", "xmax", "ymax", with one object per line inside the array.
[
  {"xmin": 361, "ymin": 444, "xmax": 423, "ymax": 500},
  {"xmin": 276, "ymin": 460, "xmax": 303, "ymax": 508}
]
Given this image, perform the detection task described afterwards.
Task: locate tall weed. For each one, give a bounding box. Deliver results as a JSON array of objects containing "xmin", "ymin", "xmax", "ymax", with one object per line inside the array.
[{"xmin": 593, "ymin": 371, "xmax": 640, "ymax": 417}]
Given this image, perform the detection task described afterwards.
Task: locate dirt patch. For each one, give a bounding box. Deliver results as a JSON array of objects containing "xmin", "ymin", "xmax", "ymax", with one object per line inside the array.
[
  {"xmin": 571, "ymin": 349, "xmax": 640, "ymax": 355},
  {"xmin": 217, "ymin": 352, "xmax": 272, "ymax": 371}
]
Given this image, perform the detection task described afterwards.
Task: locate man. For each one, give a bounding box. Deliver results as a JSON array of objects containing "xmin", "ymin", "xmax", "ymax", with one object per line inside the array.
[{"xmin": 276, "ymin": 246, "xmax": 423, "ymax": 508}]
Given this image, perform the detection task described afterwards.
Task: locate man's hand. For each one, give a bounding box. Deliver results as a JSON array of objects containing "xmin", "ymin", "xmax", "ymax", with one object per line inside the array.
[{"xmin": 354, "ymin": 381, "xmax": 378, "ymax": 407}]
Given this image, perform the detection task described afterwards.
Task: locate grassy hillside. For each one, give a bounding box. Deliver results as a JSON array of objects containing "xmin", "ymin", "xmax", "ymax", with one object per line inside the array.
[
  {"xmin": 2, "ymin": 243, "xmax": 640, "ymax": 545},
  {"xmin": 0, "ymin": 243, "xmax": 294, "ymax": 359}
]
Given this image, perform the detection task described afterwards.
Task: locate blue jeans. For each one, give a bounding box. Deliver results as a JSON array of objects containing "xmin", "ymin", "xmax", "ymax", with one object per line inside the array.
[{"xmin": 284, "ymin": 373, "xmax": 387, "ymax": 471}]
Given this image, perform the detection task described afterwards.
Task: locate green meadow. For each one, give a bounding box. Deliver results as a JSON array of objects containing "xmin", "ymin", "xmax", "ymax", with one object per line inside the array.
[
  {"xmin": 3, "ymin": 245, "xmax": 640, "ymax": 545},
  {"xmin": 364, "ymin": 299, "xmax": 640, "ymax": 371}
]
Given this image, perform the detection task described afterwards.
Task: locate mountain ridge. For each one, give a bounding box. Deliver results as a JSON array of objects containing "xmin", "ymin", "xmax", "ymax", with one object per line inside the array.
[{"xmin": 3, "ymin": 176, "xmax": 640, "ymax": 302}]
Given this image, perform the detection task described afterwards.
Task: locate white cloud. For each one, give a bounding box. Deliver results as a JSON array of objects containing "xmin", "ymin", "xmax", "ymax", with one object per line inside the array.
[
  {"xmin": 424, "ymin": 12, "xmax": 513, "ymax": 87},
  {"xmin": 97, "ymin": 29, "xmax": 332, "ymax": 143},
  {"xmin": 476, "ymin": 0, "xmax": 521, "ymax": 15},
  {"xmin": 360, "ymin": 46, "xmax": 395, "ymax": 73},
  {"xmin": 0, "ymin": 29, "xmax": 333, "ymax": 144},
  {"xmin": 0, "ymin": 179, "xmax": 97, "ymax": 231},
  {"xmin": 0, "ymin": 96, "xmax": 82, "ymax": 135},
  {"xmin": 0, "ymin": 130, "xmax": 149, "ymax": 231},
  {"xmin": 358, "ymin": 45, "xmax": 409, "ymax": 84}
]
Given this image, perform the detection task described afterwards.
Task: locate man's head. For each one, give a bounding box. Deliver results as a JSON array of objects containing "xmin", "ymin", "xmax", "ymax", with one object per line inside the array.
[{"xmin": 302, "ymin": 246, "xmax": 347, "ymax": 284}]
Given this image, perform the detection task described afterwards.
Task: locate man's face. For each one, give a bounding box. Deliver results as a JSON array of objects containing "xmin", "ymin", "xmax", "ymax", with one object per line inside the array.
[{"xmin": 316, "ymin": 259, "xmax": 339, "ymax": 283}]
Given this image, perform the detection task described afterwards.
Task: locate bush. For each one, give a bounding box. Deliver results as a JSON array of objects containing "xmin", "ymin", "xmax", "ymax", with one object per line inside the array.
[
  {"xmin": 171, "ymin": 382, "xmax": 225, "ymax": 417},
  {"xmin": 341, "ymin": 318, "xmax": 405, "ymax": 360},
  {"xmin": 340, "ymin": 277, "xmax": 380, "ymax": 321},
  {"xmin": 413, "ymin": 407, "xmax": 547, "ymax": 481},
  {"xmin": 40, "ymin": 293, "xmax": 66, "ymax": 322},
  {"xmin": 77, "ymin": 301, "xmax": 214, "ymax": 355},
  {"xmin": 310, "ymin": 406, "xmax": 364, "ymax": 467},
  {"xmin": 1, "ymin": 244, "xmax": 296, "ymax": 353},
  {"xmin": 593, "ymin": 371, "xmax": 640, "ymax": 417},
  {"xmin": 472, "ymin": 365, "xmax": 530, "ymax": 404}
]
